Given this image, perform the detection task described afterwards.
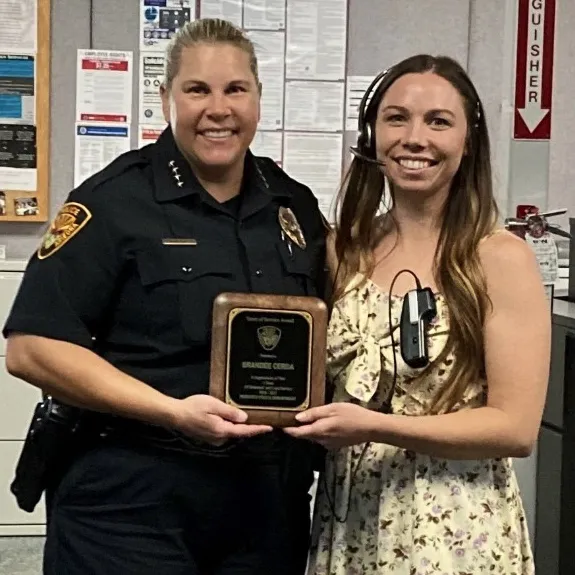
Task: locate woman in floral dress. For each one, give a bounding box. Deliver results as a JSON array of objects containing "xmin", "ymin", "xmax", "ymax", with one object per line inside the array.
[{"xmin": 286, "ymin": 55, "xmax": 550, "ymax": 574}]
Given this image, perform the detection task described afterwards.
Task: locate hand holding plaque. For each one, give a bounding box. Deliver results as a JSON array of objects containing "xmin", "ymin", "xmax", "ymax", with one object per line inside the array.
[{"xmin": 209, "ymin": 293, "xmax": 328, "ymax": 427}]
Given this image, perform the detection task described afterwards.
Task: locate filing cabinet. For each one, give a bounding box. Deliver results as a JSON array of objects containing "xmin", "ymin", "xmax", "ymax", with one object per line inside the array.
[
  {"xmin": 0, "ymin": 260, "xmax": 45, "ymax": 536},
  {"xmin": 535, "ymin": 311, "xmax": 575, "ymax": 574}
]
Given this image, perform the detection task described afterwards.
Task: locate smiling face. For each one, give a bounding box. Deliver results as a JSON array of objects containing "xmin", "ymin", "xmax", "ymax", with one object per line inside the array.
[
  {"xmin": 374, "ymin": 72, "xmax": 469, "ymax": 199},
  {"xmin": 161, "ymin": 42, "xmax": 260, "ymax": 176}
]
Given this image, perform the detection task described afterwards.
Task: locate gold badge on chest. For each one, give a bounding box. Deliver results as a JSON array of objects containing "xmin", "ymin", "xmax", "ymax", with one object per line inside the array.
[{"xmin": 278, "ymin": 206, "xmax": 306, "ymax": 250}]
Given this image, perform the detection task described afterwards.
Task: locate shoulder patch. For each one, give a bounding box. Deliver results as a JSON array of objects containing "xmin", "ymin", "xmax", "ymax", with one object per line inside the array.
[{"xmin": 37, "ymin": 202, "xmax": 92, "ymax": 260}]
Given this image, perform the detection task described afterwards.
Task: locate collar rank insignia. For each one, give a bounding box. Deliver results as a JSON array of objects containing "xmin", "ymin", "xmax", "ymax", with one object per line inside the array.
[
  {"xmin": 37, "ymin": 202, "xmax": 92, "ymax": 260},
  {"xmin": 168, "ymin": 160, "xmax": 184, "ymax": 187},
  {"xmin": 278, "ymin": 206, "xmax": 306, "ymax": 250}
]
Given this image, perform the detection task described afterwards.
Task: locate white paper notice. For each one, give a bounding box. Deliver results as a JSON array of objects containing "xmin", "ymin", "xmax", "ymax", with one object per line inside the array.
[
  {"xmin": 244, "ymin": 0, "xmax": 286, "ymax": 30},
  {"xmin": 285, "ymin": 81, "xmax": 344, "ymax": 132},
  {"xmin": 0, "ymin": 0, "xmax": 37, "ymax": 52},
  {"xmin": 250, "ymin": 131, "xmax": 283, "ymax": 164},
  {"xmin": 76, "ymin": 50, "xmax": 133, "ymax": 123},
  {"xmin": 140, "ymin": 0, "xmax": 195, "ymax": 52},
  {"xmin": 74, "ymin": 124, "xmax": 131, "ymax": 188},
  {"xmin": 286, "ymin": 0, "xmax": 347, "ymax": 81},
  {"xmin": 283, "ymin": 132, "xmax": 342, "ymax": 219},
  {"xmin": 345, "ymin": 75, "xmax": 375, "ymax": 132},
  {"xmin": 139, "ymin": 53, "xmax": 165, "ymax": 125},
  {"xmin": 0, "ymin": 167, "xmax": 36, "ymax": 191},
  {"xmin": 0, "ymin": 123, "xmax": 36, "ymax": 190},
  {"xmin": 199, "ymin": 0, "xmax": 242, "ymax": 27},
  {"xmin": 138, "ymin": 124, "xmax": 165, "ymax": 148},
  {"xmin": 248, "ymin": 30, "xmax": 285, "ymax": 130},
  {"xmin": 526, "ymin": 233, "xmax": 559, "ymax": 283}
]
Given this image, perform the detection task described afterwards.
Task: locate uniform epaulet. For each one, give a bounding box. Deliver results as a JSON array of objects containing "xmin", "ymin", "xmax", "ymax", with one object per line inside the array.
[{"xmin": 73, "ymin": 149, "xmax": 149, "ymax": 195}]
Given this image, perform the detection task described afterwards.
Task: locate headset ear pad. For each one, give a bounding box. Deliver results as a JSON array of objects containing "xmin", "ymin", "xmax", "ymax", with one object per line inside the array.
[
  {"xmin": 355, "ymin": 68, "xmax": 392, "ymax": 160},
  {"xmin": 364, "ymin": 120, "xmax": 375, "ymax": 158},
  {"xmin": 356, "ymin": 119, "xmax": 370, "ymax": 156},
  {"xmin": 359, "ymin": 100, "xmax": 378, "ymax": 159},
  {"xmin": 356, "ymin": 121, "xmax": 370, "ymax": 157},
  {"xmin": 359, "ymin": 81, "xmax": 386, "ymax": 158}
]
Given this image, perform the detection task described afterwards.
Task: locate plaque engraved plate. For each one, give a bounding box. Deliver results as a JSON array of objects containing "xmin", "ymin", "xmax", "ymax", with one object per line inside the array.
[{"xmin": 209, "ymin": 293, "xmax": 328, "ymax": 427}]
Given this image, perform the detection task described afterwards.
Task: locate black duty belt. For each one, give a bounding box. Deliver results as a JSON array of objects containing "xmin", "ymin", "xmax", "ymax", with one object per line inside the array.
[{"xmin": 92, "ymin": 418, "xmax": 285, "ymax": 462}]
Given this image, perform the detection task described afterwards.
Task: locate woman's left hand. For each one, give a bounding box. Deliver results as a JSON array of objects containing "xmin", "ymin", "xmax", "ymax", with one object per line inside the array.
[{"xmin": 283, "ymin": 402, "xmax": 377, "ymax": 449}]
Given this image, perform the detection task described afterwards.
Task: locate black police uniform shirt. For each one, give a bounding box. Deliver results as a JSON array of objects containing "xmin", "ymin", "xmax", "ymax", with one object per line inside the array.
[{"xmin": 3, "ymin": 127, "xmax": 328, "ymax": 405}]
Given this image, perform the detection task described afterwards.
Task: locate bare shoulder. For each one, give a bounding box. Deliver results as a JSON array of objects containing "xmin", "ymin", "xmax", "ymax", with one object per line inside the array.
[
  {"xmin": 480, "ymin": 229, "xmax": 538, "ymax": 273},
  {"xmin": 478, "ymin": 229, "xmax": 544, "ymax": 299}
]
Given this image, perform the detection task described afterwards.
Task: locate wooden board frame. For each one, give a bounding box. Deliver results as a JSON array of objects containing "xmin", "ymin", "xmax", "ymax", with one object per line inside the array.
[{"xmin": 0, "ymin": 0, "xmax": 50, "ymax": 222}]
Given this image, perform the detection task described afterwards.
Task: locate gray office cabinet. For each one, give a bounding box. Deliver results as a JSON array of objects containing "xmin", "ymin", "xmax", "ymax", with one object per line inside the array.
[
  {"xmin": 0, "ymin": 260, "xmax": 45, "ymax": 536},
  {"xmin": 535, "ymin": 318, "xmax": 575, "ymax": 574}
]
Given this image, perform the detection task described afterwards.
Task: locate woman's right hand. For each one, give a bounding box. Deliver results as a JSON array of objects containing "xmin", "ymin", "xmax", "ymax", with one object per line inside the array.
[{"xmin": 172, "ymin": 394, "xmax": 273, "ymax": 446}]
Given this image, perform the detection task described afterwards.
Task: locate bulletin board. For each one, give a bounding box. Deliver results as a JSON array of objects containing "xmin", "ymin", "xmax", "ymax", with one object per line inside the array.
[{"xmin": 0, "ymin": 0, "xmax": 50, "ymax": 222}]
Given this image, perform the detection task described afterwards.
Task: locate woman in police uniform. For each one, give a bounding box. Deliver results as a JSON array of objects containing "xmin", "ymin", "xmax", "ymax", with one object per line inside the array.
[{"xmin": 4, "ymin": 18, "xmax": 327, "ymax": 575}]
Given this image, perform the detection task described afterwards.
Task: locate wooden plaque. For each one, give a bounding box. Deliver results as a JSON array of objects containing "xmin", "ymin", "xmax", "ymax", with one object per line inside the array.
[{"xmin": 209, "ymin": 292, "xmax": 328, "ymax": 427}]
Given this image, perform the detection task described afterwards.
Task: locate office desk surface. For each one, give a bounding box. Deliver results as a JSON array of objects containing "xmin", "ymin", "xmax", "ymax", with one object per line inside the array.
[{"xmin": 553, "ymin": 297, "xmax": 575, "ymax": 329}]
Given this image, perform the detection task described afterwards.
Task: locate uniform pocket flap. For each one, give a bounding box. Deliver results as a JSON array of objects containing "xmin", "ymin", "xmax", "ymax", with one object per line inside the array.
[
  {"xmin": 276, "ymin": 242, "xmax": 314, "ymax": 277},
  {"xmin": 136, "ymin": 243, "xmax": 234, "ymax": 287}
]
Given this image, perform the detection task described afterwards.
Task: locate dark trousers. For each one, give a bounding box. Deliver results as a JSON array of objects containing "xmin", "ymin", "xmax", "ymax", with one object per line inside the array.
[{"xmin": 43, "ymin": 442, "xmax": 312, "ymax": 574}]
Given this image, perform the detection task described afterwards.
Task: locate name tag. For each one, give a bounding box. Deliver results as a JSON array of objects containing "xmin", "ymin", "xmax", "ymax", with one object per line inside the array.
[{"xmin": 161, "ymin": 238, "xmax": 198, "ymax": 246}]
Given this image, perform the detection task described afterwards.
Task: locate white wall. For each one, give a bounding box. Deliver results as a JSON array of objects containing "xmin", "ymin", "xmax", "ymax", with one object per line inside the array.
[{"xmin": 548, "ymin": 0, "xmax": 575, "ymax": 230}]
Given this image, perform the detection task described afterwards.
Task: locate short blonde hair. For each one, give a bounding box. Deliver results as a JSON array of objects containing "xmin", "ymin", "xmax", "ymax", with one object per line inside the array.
[{"xmin": 164, "ymin": 18, "xmax": 260, "ymax": 88}]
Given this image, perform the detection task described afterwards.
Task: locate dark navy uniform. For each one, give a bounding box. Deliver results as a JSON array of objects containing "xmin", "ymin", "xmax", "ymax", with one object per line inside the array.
[{"xmin": 3, "ymin": 127, "xmax": 328, "ymax": 575}]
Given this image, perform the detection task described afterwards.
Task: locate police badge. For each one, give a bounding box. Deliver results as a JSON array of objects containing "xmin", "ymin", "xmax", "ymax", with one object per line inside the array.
[
  {"xmin": 278, "ymin": 206, "xmax": 306, "ymax": 250},
  {"xmin": 209, "ymin": 292, "xmax": 328, "ymax": 427}
]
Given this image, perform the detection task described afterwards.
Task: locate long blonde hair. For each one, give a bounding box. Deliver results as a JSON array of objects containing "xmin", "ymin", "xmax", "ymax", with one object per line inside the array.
[
  {"xmin": 163, "ymin": 18, "xmax": 260, "ymax": 89},
  {"xmin": 333, "ymin": 55, "xmax": 499, "ymax": 414}
]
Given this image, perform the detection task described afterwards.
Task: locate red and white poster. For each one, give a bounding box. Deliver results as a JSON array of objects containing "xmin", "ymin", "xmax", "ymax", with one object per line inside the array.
[
  {"xmin": 138, "ymin": 124, "xmax": 165, "ymax": 148},
  {"xmin": 76, "ymin": 50, "xmax": 133, "ymax": 124},
  {"xmin": 513, "ymin": 0, "xmax": 556, "ymax": 140}
]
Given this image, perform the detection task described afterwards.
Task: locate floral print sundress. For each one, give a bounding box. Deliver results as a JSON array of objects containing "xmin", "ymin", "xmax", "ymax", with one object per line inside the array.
[{"xmin": 307, "ymin": 274, "xmax": 534, "ymax": 575}]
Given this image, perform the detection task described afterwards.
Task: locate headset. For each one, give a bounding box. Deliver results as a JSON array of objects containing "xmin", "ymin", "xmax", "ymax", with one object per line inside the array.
[
  {"xmin": 323, "ymin": 69, "xmax": 442, "ymax": 523},
  {"xmin": 398, "ymin": 271, "xmax": 438, "ymax": 369},
  {"xmin": 350, "ymin": 68, "xmax": 439, "ymax": 369},
  {"xmin": 349, "ymin": 69, "xmax": 391, "ymax": 165},
  {"xmin": 323, "ymin": 63, "xmax": 484, "ymax": 521},
  {"xmin": 351, "ymin": 67, "xmax": 482, "ymax": 165}
]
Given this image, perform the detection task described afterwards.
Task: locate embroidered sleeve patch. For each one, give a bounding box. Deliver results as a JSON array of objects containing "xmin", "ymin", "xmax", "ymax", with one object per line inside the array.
[{"xmin": 37, "ymin": 202, "xmax": 92, "ymax": 260}]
